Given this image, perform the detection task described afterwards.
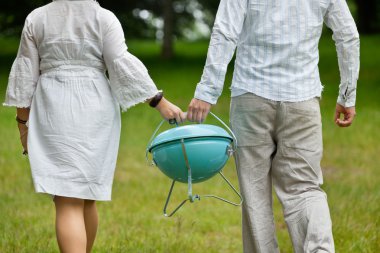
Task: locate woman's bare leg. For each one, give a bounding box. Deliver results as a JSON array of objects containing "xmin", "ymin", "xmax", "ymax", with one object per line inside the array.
[
  {"xmin": 54, "ymin": 196, "xmax": 87, "ymax": 253},
  {"xmin": 83, "ymin": 200, "xmax": 98, "ymax": 253}
]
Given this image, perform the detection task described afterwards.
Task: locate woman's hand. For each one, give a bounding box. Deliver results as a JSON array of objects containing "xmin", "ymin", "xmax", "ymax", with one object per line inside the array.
[
  {"xmin": 18, "ymin": 122, "xmax": 28, "ymax": 154},
  {"xmin": 155, "ymin": 98, "xmax": 186, "ymax": 123}
]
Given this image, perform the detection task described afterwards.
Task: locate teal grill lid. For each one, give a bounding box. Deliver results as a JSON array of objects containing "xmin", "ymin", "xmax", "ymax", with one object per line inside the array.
[{"xmin": 149, "ymin": 124, "xmax": 233, "ymax": 151}]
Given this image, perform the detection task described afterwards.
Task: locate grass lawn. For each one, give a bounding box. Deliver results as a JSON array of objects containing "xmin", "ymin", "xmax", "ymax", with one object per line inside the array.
[{"xmin": 0, "ymin": 35, "xmax": 379, "ymax": 252}]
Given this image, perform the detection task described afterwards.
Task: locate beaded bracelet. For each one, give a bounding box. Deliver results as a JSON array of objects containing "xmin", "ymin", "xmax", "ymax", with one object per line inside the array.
[{"xmin": 16, "ymin": 116, "xmax": 28, "ymax": 125}]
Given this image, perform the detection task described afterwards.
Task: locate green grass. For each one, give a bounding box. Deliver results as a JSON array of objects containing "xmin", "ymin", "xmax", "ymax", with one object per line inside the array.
[{"xmin": 0, "ymin": 35, "xmax": 379, "ymax": 252}]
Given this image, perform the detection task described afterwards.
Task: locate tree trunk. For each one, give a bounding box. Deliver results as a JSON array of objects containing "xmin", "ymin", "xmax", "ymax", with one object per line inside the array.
[
  {"xmin": 162, "ymin": 0, "xmax": 174, "ymax": 59},
  {"xmin": 355, "ymin": 0, "xmax": 380, "ymax": 34}
]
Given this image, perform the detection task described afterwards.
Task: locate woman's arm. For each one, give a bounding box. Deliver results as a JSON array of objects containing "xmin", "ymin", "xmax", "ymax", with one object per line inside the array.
[
  {"xmin": 16, "ymin": 108, "xmax": 30, "ymax": 154},
  {"xmin": 17, "ymin": 108, "xmax": 30, "ymax": 122},
  {"xmin": 4, "ymin": 14, "xmax": 40, "ymax": 154},
  {"xmin": 102, "ymin": 12, "xmax": 185, "ymax": 122}
]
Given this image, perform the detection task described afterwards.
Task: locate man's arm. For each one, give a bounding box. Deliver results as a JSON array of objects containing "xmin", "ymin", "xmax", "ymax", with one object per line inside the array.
[
  {"xmin": 188, "ymin": 0, "xmax": 248, "ymax": 122},
  {"xmin": 324, "ymin": 0, "xmax": 360, "ymax": 127}
]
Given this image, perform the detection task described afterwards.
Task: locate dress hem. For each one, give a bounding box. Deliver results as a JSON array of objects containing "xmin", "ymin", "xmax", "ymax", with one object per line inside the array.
[
  {"xmin": 35, "ymin": 190, "xmax": 112, "ymax": 201},
  {"xmin": 33, "ymin": 176, "xmax": 113, "ymax": 201}
]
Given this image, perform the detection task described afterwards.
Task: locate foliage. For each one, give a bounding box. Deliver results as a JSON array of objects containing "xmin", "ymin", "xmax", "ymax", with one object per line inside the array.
[
  {"xmin": 2, "ymin": 0, "xmax": 378, "ymax": 38},
  {"xmin": 0, "ymin": 0, "xmax": 211, "ymax": 39},
  {"xmin": 355, "ymin": 0, "xmax": 380, "ymax": 34}
]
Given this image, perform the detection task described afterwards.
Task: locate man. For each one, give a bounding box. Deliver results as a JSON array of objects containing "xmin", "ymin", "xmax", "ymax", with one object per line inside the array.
[{"xmin": 187, "ymin": 0, "xmax": 359, "ymax": 252}]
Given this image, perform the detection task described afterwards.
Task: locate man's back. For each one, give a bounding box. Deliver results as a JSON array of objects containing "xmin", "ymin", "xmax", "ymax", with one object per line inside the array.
[
  {"xmin": 195, "ymin": 0, "xmax": 359, "ymax": 108},
  {"xmin": 235, "ymin": 0, "xmax": 330, "ymax": 100}
]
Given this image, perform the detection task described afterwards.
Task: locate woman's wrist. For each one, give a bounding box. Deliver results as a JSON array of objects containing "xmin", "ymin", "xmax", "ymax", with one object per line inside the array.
[
  {"xmin": 155, "ymin": 97, "xmax": 167, "ymax": 111},
  {"xmin": 149, "ymin": 91, "xmax": 164, "ymax": 108},
  {"xmin": 16, "ymin": 115, "xmax": 28, "ymax": 125},
  {"xmin": 16, "ymin": 108, "xmax": 30, "ymax": 125}
]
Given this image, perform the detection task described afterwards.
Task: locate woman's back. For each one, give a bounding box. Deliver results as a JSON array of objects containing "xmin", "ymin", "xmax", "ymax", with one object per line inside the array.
[{"xmin": 28, "ymin": 0, "xmax": 114, "ymax": 72}]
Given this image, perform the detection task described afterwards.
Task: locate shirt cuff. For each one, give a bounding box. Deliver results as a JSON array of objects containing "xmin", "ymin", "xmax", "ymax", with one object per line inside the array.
[
  {"xmin": 194, "ymin": 83, "xmax": 219, "ymax": 105},
  {"xmin": 337, "ymin": 90, "xmax": 356, "ymax": 107}
]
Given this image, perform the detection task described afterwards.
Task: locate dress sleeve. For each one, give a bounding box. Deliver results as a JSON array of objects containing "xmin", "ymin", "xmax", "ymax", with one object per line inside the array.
[
  {"xmin": 3, "ymin": 16, "xmax": 40, "ymax": 108},
  {"xmin": 102, "ymin": 14, "xmax": 158, "ymax": 112}
]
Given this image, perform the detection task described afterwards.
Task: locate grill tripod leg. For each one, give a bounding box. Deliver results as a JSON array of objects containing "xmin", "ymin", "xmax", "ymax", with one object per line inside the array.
[
  {"xmin": 201, "ymin": 172, "xmax": 243, "ymax": 206},
  {"xmin": 163, "ymin": 137, "xmax": 241, "ymax": 217},
  {"xmin": 163, "ymin": 180, "xmax": 191, "ymax": 217}
]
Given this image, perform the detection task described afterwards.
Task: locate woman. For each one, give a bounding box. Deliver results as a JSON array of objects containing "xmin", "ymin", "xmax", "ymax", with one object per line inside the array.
[{"xmin": 3, "ymin": 0, "xmax": 186, "ymax": 252}]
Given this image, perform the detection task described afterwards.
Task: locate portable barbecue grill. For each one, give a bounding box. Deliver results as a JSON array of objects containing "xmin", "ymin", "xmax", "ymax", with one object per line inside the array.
[{"xmin": 146, "ymin": 112, "xmax": 242, "ymax": 217}]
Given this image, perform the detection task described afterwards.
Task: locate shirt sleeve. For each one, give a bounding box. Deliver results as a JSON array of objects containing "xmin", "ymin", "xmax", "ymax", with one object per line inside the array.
[
  {"xmin": 194, "ymin": 0, "xmax": 248, "ymax": 104},
  {"xmin": 3, "ymin": 16, "xmax": 40, "ymax": 108},
  {"xmin": 102, "ymin": 14, "xmax": 158, "ymax": 112},
  {"xmin": 324, "ymin": 0, "xmax": 360, "ymax": 108}
]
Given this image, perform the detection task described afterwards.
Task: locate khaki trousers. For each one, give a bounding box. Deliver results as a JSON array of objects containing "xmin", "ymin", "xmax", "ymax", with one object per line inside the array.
[{"xmin": 230, "ymin": 93, "xmax": 334, "ymax": 253}]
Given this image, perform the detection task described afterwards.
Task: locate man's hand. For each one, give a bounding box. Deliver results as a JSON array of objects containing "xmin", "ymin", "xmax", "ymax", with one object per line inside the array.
[
  {"xmin": 334, "ymin": 103, "xmax": 356, "ymax": 127},
  {"xmin": 155, "ymin": 97, "xmax": 186, "ymax": 123},
  {"xmin": 187, "ymin": 98, "xmax": 212, "ymax": 123}
]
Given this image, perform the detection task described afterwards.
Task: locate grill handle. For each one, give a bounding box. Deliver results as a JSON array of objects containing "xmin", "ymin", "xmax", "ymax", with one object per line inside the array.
[{"xmin": 145, "ymin": 111, "xmax": 238, "ymax": 165}]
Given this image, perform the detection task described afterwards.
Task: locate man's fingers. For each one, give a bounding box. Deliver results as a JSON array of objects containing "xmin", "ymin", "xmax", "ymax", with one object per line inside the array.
[
  {"xmin": 196, "ymin": 110, "xmax": 203, "ymax": 123},
  {"xmin": 345, "ymin": 112, "xmax": 355, "ymax": 125},
  {"xmin": 193, "ymin": 110, "xmax": 200, "ymax": 123},
  {"xmin": 187, "ymin": 99, "xmax": 212, "ymax": 123},
  {"xmin": 187, "ymin": 101, "xmax": 196, "ymax": 122},
  {"xmin": 334, "ymin": 110, "xmax": 340, "ymax": 122},
  {"xmin": 336, "ymin": 119, "xmax": 352, "ymax": 127},
  {"xmin": 336, "ymin": 110, "xmax": 355, "ymax": 127},
  {"xmin": 201, "ymin": 109, "xmax": 209, "ymax": 123},
  {"xmin": 197, "ymin": 108, "xmax": 208, "ymax": 123},
  {"xmin": 336, "ymin": 112, "xmax": 354, "ymax": 127},
  {"xmin": 334, "ymin": 104, "xmax": 356, "ymax": 127}
]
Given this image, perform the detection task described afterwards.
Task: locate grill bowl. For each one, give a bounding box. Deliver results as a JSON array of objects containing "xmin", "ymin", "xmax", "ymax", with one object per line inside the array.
[{"xmin": 148, "ymin": 124, "xmax": 233, "ymax": 183}]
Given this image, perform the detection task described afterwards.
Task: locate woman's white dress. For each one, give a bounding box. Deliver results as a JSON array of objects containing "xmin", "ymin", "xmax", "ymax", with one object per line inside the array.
[{"xmin": 3, "ymin": 0, "xmax": 158, "ymax": 200}]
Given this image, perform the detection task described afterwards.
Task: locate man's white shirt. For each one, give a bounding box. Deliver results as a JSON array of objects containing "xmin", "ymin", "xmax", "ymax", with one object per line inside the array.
[{"xmin": 194, "ymin": 0, "xmax": 360, "ymax": 107}]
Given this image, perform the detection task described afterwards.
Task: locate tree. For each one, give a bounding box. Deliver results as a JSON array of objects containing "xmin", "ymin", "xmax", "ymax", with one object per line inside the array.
[
  {"xmin": 162, "ymin": 0, "xmax": 174, "ymax": 59},
  {"xmin": 355, "ymin": 0, "xmax": 380, "ymax": 34},
  {"xmin": 0, "ymin": 0, "xmax": 214, "ymax": 59},
  {"xmin": 0, "ymin": 0, "xmax": 49, "ymax": 36}
]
